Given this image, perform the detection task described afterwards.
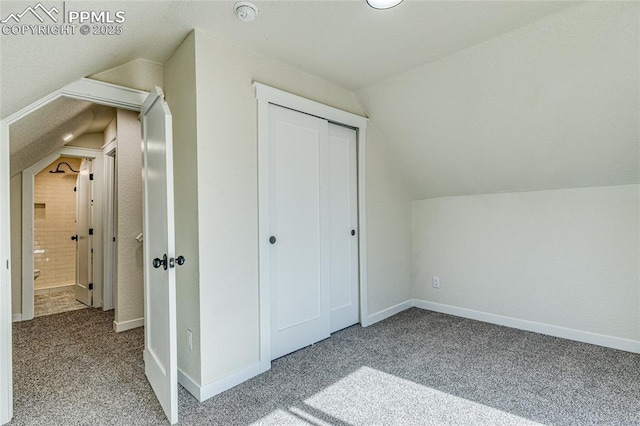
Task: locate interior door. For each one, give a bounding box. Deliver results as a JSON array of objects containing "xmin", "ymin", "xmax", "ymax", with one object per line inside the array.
[
  {"xmin": 328, "ymin": 124, "xmax": 359, "ymax": 333},
  {"xmin": 269, "ymin": 104, "xmax": 331, "ymax": 360},
  {"xmin": 75, "ymin": 159, "xmax": 93, "ymax": 306},
  {"xmin": 141, "ymin": 87, "xmax": 178, "ymax": 425}
]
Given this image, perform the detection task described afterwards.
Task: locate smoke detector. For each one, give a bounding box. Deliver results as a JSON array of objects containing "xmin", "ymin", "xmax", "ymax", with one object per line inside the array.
[{"xmin": 234, "ymin": 2, "xmax": 259, "ymax": 22}]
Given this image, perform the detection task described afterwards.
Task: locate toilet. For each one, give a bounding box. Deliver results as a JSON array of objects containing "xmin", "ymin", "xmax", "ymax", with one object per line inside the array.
[{"xmin": 34, "ymin": 269, "xmax": 40, "ymax": 279}]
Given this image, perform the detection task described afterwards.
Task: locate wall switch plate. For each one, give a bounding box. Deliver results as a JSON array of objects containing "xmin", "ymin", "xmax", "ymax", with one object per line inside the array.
[
  {"xmin": 432, "ymin": 277, "xmax": 440, "ymax": 289},
  {"xmin": 187, "ymin": 329, "xmax": 193, "ymax": 350}
]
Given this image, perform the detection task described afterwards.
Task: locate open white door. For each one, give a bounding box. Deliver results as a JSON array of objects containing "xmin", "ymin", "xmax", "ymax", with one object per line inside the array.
[
  {"xmin": 75, "ymin": 159, "xmax": 93, "ymax": 306},
  {"xmin": 141, "ymin": 87, "xmax": 178, "ymax": 425}
]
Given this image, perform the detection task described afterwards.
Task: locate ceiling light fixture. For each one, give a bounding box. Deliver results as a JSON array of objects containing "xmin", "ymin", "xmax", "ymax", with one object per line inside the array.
[
  {"xmin": 234, "ymin": 2, "xmax": 259, "ymax": 22},
  {"xmin": 367, "ymin": 0, "xmax": 403, "ymax": 9},
  {"xmin": 63, "ymin": 133, "xmax": 73, "ymax": 142}
]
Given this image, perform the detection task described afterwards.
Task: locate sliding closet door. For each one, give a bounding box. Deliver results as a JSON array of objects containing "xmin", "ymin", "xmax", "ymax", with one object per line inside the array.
[
  {"xmin": 269, "ymin": 104, "xmax": 330, "ymax": 360},
  {"xmin": 328, "ymin": 124, "xmax": 359, "ymax": 333}
]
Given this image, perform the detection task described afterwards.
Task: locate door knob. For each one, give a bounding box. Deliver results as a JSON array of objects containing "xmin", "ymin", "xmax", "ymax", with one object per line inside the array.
[
  {"xmin": 269, "ymin": 236, "xmax": 277, "ymax": 244},
  {"xmin": 153, "ymin": 254, "xmax": 168, "ymax": 270},
  {"xmin": 176, "ymin": 256, "xmax": 186, "ymax": 266},
  {"xmin": 71, "ymin": 235, "xmax": 78, "ymax": 241},
  {"xmin": 351, "ymin": 229, "xmax": 356, "ymax": 236}
]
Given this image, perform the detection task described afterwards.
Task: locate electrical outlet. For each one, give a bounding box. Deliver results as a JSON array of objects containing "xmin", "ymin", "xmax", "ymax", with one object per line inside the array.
[
  {"xmin": 432, "ymin": 277, "xmax": 440, "ymax": 289},
  {"xmin": 187, "ymin": 329, "xmax": 193, "ymax": 350}
]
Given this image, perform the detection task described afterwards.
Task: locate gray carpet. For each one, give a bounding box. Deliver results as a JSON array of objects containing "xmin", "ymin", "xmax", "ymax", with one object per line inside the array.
[{"xmin": 10, "ymin": 308, "xmax": 640, "ymax": 425}]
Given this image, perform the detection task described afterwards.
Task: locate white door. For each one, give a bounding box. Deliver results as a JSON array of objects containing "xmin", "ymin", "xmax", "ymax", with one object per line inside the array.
[
  {"xmin": 75, "ymin": 159, "xmax": 93, "ymax": 306},
  {"xmin": 141, "ymin": 87, "xmax": 178, "ymax": 425},
  {"xmin": 328, "ymin": 124, "xmax": 359, "ymax": 333},
  {"xmin": 269, "ymin": 104, "xmax": 331, "ymax": 360}
]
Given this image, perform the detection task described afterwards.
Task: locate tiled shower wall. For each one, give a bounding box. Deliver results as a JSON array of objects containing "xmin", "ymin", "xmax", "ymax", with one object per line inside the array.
[{"xmin": 33, "ymin": 157, "xmax": 82, "ymax": 290}]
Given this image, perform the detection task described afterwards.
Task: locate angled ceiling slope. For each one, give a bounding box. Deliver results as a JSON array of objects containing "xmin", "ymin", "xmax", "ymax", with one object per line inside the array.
[{"xmin": 2, "ymin": 0, "xmax": 576, "ymax": 119}]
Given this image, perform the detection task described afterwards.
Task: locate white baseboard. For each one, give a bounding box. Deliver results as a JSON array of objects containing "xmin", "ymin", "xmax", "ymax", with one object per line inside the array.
[
  {"xmin": 180, "ymin": 362, "xmax": 262, "ymax": 402},
  {"xmin": 178, "ymin": 369, "xmax": 201, "ymax": 400},
  {"xmin": 12, "ymin": 314, "xmax": 22, "ymax": 322},
  {"xmin": 364, "ymin": 300, "xmax": 413, "ymax": 327},
  {"xmin": 413, "ymin": 299, "xmax": 640, "ymax": 354},
  {"xmin": 113, "ymin": 317, "xmax": 144, "ymax": 332}
]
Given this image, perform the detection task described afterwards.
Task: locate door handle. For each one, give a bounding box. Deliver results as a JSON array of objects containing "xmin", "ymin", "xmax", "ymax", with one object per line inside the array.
[
  {"xmin": 168, "ymin": 255, "xmax": 186, "ymax": 268},
  {"xmin": 351, "ymin": 229, "xmax": 356, "ymax": 236},
  {"xmin": 71, "ymin": 235, "xmax": 78, "ymax": 241},
  {"xmin": 153, "ymin": 254, "xmax": 168, "ymax": 270},
  {"xmin": 269, "ymin": 236, "xmax": 276, "ymax": 244}
]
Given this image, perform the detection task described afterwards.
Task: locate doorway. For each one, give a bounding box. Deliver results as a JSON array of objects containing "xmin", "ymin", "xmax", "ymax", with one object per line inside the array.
[
  {"xmin": 32, "ymin": 156, "xmax": 91, "ymax": 317},
  {"xmin": 0, "ymin": 79, "xmax": 150, "ymax": 424},
  {"xmin": 21, "ymin": 147, "xmax": 104, "ymax": 321}
]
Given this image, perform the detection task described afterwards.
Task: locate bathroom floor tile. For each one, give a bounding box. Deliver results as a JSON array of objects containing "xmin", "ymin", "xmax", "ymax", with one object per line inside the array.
[{"xmin": 34, "ymin": 289, "xmax": 89, "ymax": 317}]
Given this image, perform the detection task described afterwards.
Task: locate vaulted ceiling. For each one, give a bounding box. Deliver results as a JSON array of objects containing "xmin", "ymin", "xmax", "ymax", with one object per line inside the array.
[{"xmin": 2, "ymin": 1, "xmax": 637, "ymax": 198}]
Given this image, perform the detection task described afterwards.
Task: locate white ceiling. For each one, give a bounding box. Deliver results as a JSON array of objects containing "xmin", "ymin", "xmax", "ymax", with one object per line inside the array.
[
  {"xmin": 3, "ymin": 1, "xmax": 635, "ymax": 199},
  {"xmin": 1, "ymin": 0, "xmax": 576, "ymax": 118},
  {"xmin": 9, "ymin": 98, "xmax": 115, "ymax": 175}
]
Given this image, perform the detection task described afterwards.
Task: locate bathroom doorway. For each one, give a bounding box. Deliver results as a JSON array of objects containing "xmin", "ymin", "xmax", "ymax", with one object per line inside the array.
[{"xmin": 32, "ymin": 156, "xmax": 93, "ymax": 317}]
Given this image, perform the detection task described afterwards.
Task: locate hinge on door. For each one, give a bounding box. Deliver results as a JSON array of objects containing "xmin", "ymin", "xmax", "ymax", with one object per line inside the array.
[
  {"xmin": 89, "ymin": 228, "xmax": 94, "ymax": 235},
  {"xmin": 89, "ymin": 173, "xmax": 94, "ymax": 181},
  {"xmin": 88, "ymin": 283, "xmax": 93, "ymax": 290}
]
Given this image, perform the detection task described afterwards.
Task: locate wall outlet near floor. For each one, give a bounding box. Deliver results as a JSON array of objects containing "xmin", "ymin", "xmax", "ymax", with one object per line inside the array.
[
  {"xmin": 432, "ymin": 276, "xmax": 440, "ymax": 289},
  {"xmin": 187, "ymin": 329, "xmax": 193, "ymax": 350}
]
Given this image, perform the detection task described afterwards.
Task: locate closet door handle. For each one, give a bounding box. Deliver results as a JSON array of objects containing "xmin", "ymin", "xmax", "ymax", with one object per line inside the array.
[
  {"xmin": 71, "ymin": 235, "xmax": 78, "ymax": 241},
  {"xmin": 351, "ymin": 229, "xmax": 356, "ymax": 236},
  {"xmin": 269, "ymin": 236, "xmax": 277, "ymax": 244}
]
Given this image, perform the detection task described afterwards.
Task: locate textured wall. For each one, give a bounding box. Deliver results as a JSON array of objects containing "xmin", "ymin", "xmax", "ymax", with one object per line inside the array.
[
  {"xmin": 114, "ymin": 109, "xmax": 144, "ymax": 326},
  {"xmin": 10, "ymin": 176, "xmax": 21, "ymax": 316},
  {"xmin": 412, "ymin": 185, "xmax": 640, "ymax": 341},
  {"xmin": 33, "ymin": 156, "xmax": 82, "ymax": 290}
]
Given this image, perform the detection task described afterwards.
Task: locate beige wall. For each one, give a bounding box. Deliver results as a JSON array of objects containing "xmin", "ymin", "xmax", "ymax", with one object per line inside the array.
[
  {"xmin": 114, "ymin": 109, "xmax": 144, "ymax": 327},
  {"xmin": 164, "ymin": 32, "xmax": 202, "ymax": 382},
  {"xmin": 33, "ymin": 157, "xmax": 82, "ymax": 290},
  {"xmin": 412, "ymin": 185, "xmax": 640, "ymax": 342},
  {"xmin": 365, "ymin": 127, "xmax": 413, "ymax": 315},
  {"xmin": 10, "ymin": 176, "xmax": 21, "ymax": 316},
  {"xmin": 178, "ymin": 30, "xmax": 412, "ymax": 388}
]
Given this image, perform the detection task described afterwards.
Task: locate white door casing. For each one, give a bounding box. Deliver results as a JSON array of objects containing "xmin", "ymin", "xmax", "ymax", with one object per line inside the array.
[
  {"xmin": 75, "ymin": 159, "xmax": 94, "ymax": 306},
  {"xmin": 268, "ymin": 104, "xmax": 331, "ymax": 360},
  {"xmin": 328, "ymin": 124, "xmax": 359, "ymax": 333},
  {"xmin": 141, "ymin": 87, "xmax": 178, "ymax": 425},
  {"xmin": 256, "ymin": 82, "xmax": 368, "ymax": 373}
]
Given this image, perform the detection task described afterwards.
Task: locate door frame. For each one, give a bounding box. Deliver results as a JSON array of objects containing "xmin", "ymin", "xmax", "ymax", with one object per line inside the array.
[
  {"xmin": 102, "ymin": 140, "xmax": 117, "ymax": 312},
  {"xmin": 0, "ymin": 78, "xmax": 147, "ymax": 425},
  {"xmin": 21, "ymin": 147, "xmax": 104, "ymax": 321},
  {"xmin": 255, "ymin": 82, "xmax": 369, "ymax": 373}
]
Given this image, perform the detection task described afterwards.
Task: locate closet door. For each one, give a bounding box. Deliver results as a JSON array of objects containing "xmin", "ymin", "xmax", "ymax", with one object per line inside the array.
[
  {"xmin": 328, "ymin": 124, "xmax": 359, "ymax": 333},
  {"xmin": 269, "ymin": 104, "xmax": 330, "ymax": 360}
]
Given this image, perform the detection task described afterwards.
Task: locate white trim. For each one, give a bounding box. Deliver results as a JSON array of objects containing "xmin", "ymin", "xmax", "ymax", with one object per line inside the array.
[
  {"xmin": 254, "ymin": 82, "xmax": 368, "ymax": 373},
  {"xmin": 11, "ymin": 315, "xmax": 21, "ymax": 323},
  {"xmin": 102, "ymin": 147, "xmax": 116, "ymax": 311},
  {"xmin": 0, "ymin": 111, "xmax": 12, "ymax": 425},
  {"xmin": 21, "ymin": 147, "xmax": 103, "ymax": 321},
  {"xmin": 413, "ymin": 300, "xmax": 640, "ymax": 354},
  {"xmin": 177, "ymin": 369, "xmax": 201, "ymax": 401},
  {"xmin": 365, "ymin": 300, "xmax": 413, "ymax": 326},
  {"xmin": 1, "ymin": 78, "xmax": 148, "ymax": 425},
  {"xmin": 113, "ymin": 317, "xmax": 144, "ymax": 332},
  {"xmin": 180, "ymin": 362, "xmax": 262, "ymax": 403}
]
